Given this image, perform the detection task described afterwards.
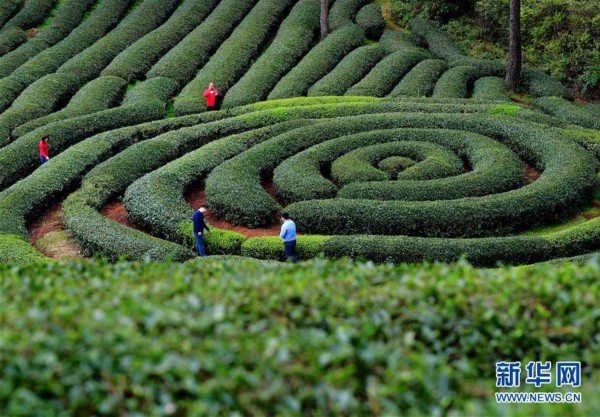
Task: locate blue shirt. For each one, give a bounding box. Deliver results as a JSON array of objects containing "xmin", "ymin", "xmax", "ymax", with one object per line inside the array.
[
  {"xmin": 280, "ymin": 220, "xmax": 297, "ymax": 242},
  {"xmin": 193, "ymin": 210, "xmax": 210, "ymax": 235}
]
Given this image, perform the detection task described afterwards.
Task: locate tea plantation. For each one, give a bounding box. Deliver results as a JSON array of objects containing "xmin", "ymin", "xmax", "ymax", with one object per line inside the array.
[{"xmin": 0, "ymin": 0, "xmax": 598, "ymax": 415}]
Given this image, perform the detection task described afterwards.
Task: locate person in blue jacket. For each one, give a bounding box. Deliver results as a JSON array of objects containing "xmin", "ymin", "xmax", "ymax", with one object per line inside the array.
[
  {"xmin": 279, "ymin": 212, "xmax": 298, "ymax": 263},
  {"xmin": 192, "ymin": 205, "xmax": 211, "ymax": 256}
]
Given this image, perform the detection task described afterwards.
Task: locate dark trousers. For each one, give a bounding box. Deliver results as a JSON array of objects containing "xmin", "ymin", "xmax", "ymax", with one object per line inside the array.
[
  {"xmin": 40, "ymin": 156, "xmax": 48, "ymax": 165},
  {"xmin": 195, "ymin": 233, "xmax": 206, "ymax": 257},
  {"xmin": 206, "ymin": 105, "xmax": 216, "ymax": 112},
  {"xmin": 284, "ymin": 240, "xmax": 298, "ymax": 263}
]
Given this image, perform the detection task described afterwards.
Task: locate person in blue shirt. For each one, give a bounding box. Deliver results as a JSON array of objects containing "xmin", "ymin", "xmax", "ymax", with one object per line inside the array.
[
  {"xmin": 192, "ymin": 205, "xmax": 211, "ymax": 256},
  {"xmin": 279, "ymin": 212, "xmax": 298, "ymax": 263}
]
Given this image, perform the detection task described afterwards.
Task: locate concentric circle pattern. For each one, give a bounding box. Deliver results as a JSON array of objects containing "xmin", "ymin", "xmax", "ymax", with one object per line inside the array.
[{"xmin": 0, "ymin": 0, "xmax": 598, "ymax": 266}]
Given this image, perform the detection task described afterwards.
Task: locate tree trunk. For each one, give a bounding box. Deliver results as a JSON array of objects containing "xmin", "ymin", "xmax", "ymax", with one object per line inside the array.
[
  {"xmin": 506, "ymin": 0, "xmax": 522, "ymax": 93},
  {"xmin": 320, "ymin": 0, "xmax": 329, "ymax": 40}
]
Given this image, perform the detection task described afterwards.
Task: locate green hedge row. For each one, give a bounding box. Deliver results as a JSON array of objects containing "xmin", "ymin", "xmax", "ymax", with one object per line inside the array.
[
  {"xmin": 324, "ymin": 214, "xmax": 600, "ymax": 266},
  {"xmin": 0, "ymin": 26, "xmax": 24, "ymax": 56},
  {"xmin": 345, "ymin": 48, "xmax": 431, "ymax": 97},
  {"xmin": 0, "ymin": 234, "xmax": 51, "ymax": 265},
  {"xmin": 124, "ymin": 122, "xmax": 309, "ymax": 244},
  {"xmin": 12, "ymin": 75, "xmax": 128, "ymax": 137},
  {"xmin": 379, "ymin": 29, "xmax": 425, "ymax": 53},
  {"xmin": 175, "ymin": 0, "xmax": 295, "ymax": 116},
  {"xmin": 389, "ymin": 58, "xmax": 447, "ymax": 97},
  {"xmin": 57, "ymin": 0, "xmax": 179, "ymax": 84},
  {"xmin": 355, "ymin": 3, "xmax": 385, "ymax": 40},
  {"xmin": 0, "ymin": 100, "xmax": 165, "ymax": 191},
  {"xmin": 122, "ymin": 77, "xmax": 179, "ymax": 106},
  {"xmin": 0, "ymin": 0, "xmax": 55, "ymax": 55},
  {"xmin": 0, "ymin": 111, "xmax": 228, "ymax": 249},
  {"xmin": 1, "ymin": 0, "xmax": 54, "ymax": 30},
  {"xmin": 448, "ymin": 56, "xmax": 506, "ymax": 77},
  {"xmin": 329, "ymin": 0, "xmax": 369, "ymax": 30},
  {"xmin": 523, "ymin": 68, "xmax": 573, "ymax": 99},
  {"xmin": 432, "ymin": 65, "xmax": 482, "ymax": 98},
  {"xmin": 407, "ymin": 17, "xmax": 464, "ymax": 61},
  {"xmin": 268, "ymin": 24, "xmax": 366, "ymax": 100},
  {"xmin": 101, "ymin": 0, "xmax": 219, "ymax": 83},
  {"xmin": 534, "ymin": 96, "xmax": 599, "ymax": 130},
  {"xmin": 147, "ymin": 0, "xmax": 258, "ymax": 86},
  {"xmin": 63, "ymin": 183, "xmax": 194, "ymax": 262},
  {"xmin": 0, "ymin": 72, "xmax": 81, "ymax": 147},
  {"xmin": 587, "ymin": 103, "xmax": 600, "ymax": 117},
  {"xmin": 221, "ymin": 0, "xmax": 320, "ymax": 108},
  {"xmin": 0, "ymin": 0, "xmax": 22, "ymax": 28},
  {"xmin": 308, "ymin": 45, "xmax": 385, "ymax": 96},
  {"xmin": 472, "ymin": 76, "xmax": 508, "ymax": 101},
  {"xmin": 3, "ymin": 259, "xmax": 598, "ymax": 415},
  {"xmin": 284, "ymin": 114, "xmax": 597, "ymax": 237},
  {"xmin": 272, "ymin": 128, "xmax": 522, "ymax": 204},
  {"xmin": 241, "ymin": 235, "xmax": 330, "ymax": 261},
  {"xmin": 0, "ymin": 0, "xmax": 96, "ymax": 77},
  {"xmin": 206, "ymin": 105, "xmax": 509, "ymax": 227},
  {"xmin": 0, "ymin": 0, "xmax": 131, "ymax": 111}
]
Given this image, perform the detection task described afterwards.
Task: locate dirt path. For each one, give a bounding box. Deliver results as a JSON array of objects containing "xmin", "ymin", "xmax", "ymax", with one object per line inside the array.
[
  {"xmin": 28, "ymin": 204, "xmax": 84, "ymax": 261},
  {"xmin": 185, "ymin": 183, "xmax": 282, "ymax": 238},
  {"xmin": 375, "ymin": 0, "xmax": 406, "ymax": 32},
  {"xmin": 99, "ymin": 200, "xmax": 143, "ymax": 230}
]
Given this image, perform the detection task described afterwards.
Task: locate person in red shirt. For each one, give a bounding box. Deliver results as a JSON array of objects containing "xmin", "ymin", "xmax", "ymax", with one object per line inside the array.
[
  {"xmin": 203, "ymin": 82, "xmax": 219, "ymax": 111},
  {"xmin": 39, "ymin": 135, "xmax": 50, "ymax": 164}
]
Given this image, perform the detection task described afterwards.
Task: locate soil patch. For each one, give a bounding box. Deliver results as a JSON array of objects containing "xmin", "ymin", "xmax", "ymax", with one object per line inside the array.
[
  {"xmin": 99, "ymin": 200, "xmax": 142, "ymax": 231},
  {"xmin": 28, "ymin": 204, "xmax": 83, "ymax": 261},
  {"xmin": 185, "ymin": 185, "xmax": 282, "ymax": 238},
  {"xmin": 524, "ymin": 164, "xmax": 541, "ymax": 185}
]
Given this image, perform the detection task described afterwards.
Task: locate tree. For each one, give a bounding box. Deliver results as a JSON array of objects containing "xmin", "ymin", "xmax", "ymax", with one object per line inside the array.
[
  {"xmin": 506, "ymin": 0, "xmax": 522, "ymax": 93},
  {"xmin": 320, "ymin": 0, "xmax": 329, "ymax": 40}
]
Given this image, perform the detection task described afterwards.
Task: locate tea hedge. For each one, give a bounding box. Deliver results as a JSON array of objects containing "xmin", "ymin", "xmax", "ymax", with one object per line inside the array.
[
  {"xmin": 345, "ymin": 48, "xmax": 431, "ymax": 97},
  {"xmin": 0, "ymin": 72, "xmax": 81, "ymax": 146},
  {"xmin": 124, "ymin": 122, "xmax": 311, "ymax": 242},
  {"xmin": 0, "ymin": 100, "xmax": 165, "ymax": 191},
  {"xmin": 379, "ymin": 29, "xmax": 425, "ymax": 53},
  {"xmin": 0, "ymin": 0, "xmax": 22, "ymax": 28},
  {"xmin": 472, "ymin": 76, "xmax": 508, "ymax": 101},
  {"xmin": 355, "ymin": 3, "xmax": 385, "ymax": 40},
  {"xmin": 284, "ymin": 114, "xmax": 597, "ymax": 237},
  {"xmin": 222, "ymin": 0, "xmax": 320, "ymax": 108},
  {"xmin": 12, "ymin": 75, "xmax": 128, "ymax": 137},
  {"xmin": 407, "ymin": 17, "xmax": 464, "ymax": 61},
  {"xmin": 0, "ymin": 0, "xmax": 131, "ymax": 110},
  {"xmin": 432, "ymin": 65, "xmax": 482, "ymax": 98},
  {"xmin": 534, "ymin": 96, "xmax": 599, "ymax": 130},
  {"xmin": 146, "ymin": 0, "xmax": 258, "ymax": 86},
  {"xmin": 329, "ymin": 0, "xmax": 369, "ymax": 30},
  {"xmin": 268, "ymin": 24, "xmax": 366, "ymax": 100},
  {"xmin": 175, "ymin": 0, "xmax": 295, "ymax": 115},
  {"xmin": 0, "ymin": 0, "xmax": 55, "ymax": 55},
  {"xmin": 100, "ymin": 0, "xmax": 219, "ymax": 83},
  {"xmin": 388, "ymin": 58, "xmax": 447, "ymax": 97},
  {"xmin": 0, "ymin": 0, "xmax": 96, "ymax": 77},
  {"xmin": 307, "ymin": 45, "xmax": 385, "ymax": 96},
  {"xmin": 1, "ymin": 259, "xmax": 599, "ymax": 415},
  {"xmin": 241, "ymin": 235, "xmax": 330, "ymax": 260},
  {"xmin": 57, "ymin": 0, "xmax": 179, "ymax": 84}
]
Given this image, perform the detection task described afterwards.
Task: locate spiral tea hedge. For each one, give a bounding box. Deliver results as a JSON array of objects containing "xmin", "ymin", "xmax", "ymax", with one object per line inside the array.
[{"xmin": 0, "ymin": 0, "xmax": 597, "ymax": 267}]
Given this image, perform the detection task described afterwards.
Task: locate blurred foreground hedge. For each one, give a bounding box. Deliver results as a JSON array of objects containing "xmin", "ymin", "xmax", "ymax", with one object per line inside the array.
[{"xmin": 1, "ymin": 258, "xmax": 599, "ymax": 416}]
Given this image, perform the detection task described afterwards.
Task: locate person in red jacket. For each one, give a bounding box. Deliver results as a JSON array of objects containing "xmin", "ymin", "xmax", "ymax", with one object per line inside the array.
[
  {"xmin": 39, "ymin": 135, "xmax": 50, "ymax": 164},
  {"xmin": 203, "ymin": 82, "xmax": 219, "ymax": 111}
]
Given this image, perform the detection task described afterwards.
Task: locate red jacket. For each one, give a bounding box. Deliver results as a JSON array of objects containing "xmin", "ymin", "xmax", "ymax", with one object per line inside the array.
[
  {"xmin": 203, "ymin": 87, "xmax": 219, "ymax": 107},
  {"xmin": 39, "ymin": 140, "xmax": 49, "ymax": 158}
]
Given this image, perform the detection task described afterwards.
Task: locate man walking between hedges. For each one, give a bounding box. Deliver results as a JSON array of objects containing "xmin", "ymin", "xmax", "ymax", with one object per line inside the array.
[
  {"xmin": 193, "ymin": 205, "xmax": 211, "ymax": 257},
  {"xmin": 203, "ymin": 82, "xmax": 219, "ymax": 111},
  {"xmin": 280, "ymin": 212, "xmax": 298, "ymax": 263},
  {"xmin": 39, "ymin": 135, "xmax": 50, "ymax": 164}
]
